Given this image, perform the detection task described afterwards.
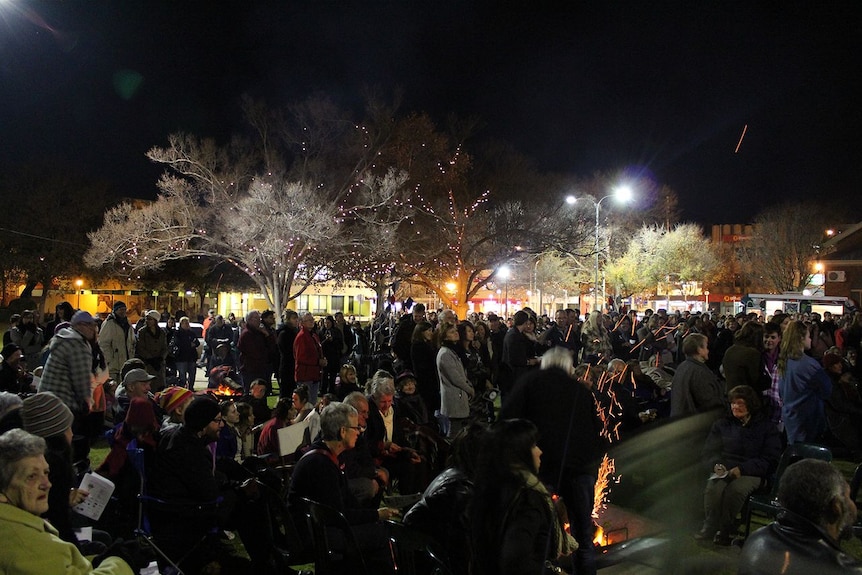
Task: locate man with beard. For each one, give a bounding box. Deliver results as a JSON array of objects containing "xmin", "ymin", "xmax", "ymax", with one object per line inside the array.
[
  {"xmin": 99, "ymin": 301, "xmax": 136, "ymax": 384},
  {"xmin": 739, "ymin": 459, "xmax": 861, "ymax": 574}
]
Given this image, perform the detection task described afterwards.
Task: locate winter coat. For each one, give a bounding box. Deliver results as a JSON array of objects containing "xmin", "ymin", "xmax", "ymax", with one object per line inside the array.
[
  {"xmin": 436, "ymin": 345, "xmax": 473, "ymax": 418},
  {"xmin": 98, "ymin": 314, "xmax": 135, "ymax": 379},
  {"xmin": 39, "ymin": 327, "xmax": 94, "ymax": 416}
]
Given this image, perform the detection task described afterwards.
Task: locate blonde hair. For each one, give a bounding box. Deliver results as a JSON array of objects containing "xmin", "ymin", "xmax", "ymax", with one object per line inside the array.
[{"xmin": 778, "ymin": 320, "xmax": 807, "ymax": 376}]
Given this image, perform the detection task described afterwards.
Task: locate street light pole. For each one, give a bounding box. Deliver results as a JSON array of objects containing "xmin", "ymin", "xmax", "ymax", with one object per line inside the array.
[{"xmin": 567, "ymin": 187, "xmax": 633, "ymax": 313}]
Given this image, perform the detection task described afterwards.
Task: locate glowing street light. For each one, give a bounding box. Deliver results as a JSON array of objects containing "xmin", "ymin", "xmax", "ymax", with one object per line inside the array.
[
  {"xmin": 566, "ymin": 185, "xmax": 634, "ymax": 312},
  {"xmin": 75, "ymin": 279, "xmax": 83, "ymax": 309}
]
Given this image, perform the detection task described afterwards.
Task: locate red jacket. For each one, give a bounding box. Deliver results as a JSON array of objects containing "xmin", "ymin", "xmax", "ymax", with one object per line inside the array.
[{"xmin": 294, "ymin": 327, "xmax": 323, "ymax": 382}]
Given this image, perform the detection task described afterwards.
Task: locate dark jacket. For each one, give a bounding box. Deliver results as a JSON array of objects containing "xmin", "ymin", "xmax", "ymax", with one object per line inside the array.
[
  {"xmin": 410, "ymin": 340, "xmax": 440, "ymax": 412},
  {"xmin": 670, "ymin": 358, "xmax": 725, "ymax": 418},
  {"xmin": 391, "ymin": 316, "xmax": 417, "ymax": 369},
  {"xmin": 739, "ymin": 511, "xmax": 862, "ymax": 574},
  {"xmin": 500, "ymin": 367, "xmax": 605, "ymax": 477},
  {"xmin": 276, "ymin": 325, "xmax": 298, "ymax": 390},
  {"xmin": 149, "ymin": 425, "xmax": 221, "ymax": 504},
  {"xmin": 722, "ymin": 344, "xmax": 764, "ymax": 393},
  {"xmin": 701, "ymin": 411, "xmax": 781, "ymax": 477},
  {"xmin": 403, "ymin": 467, "xmax": 473, "ymax": 575}
]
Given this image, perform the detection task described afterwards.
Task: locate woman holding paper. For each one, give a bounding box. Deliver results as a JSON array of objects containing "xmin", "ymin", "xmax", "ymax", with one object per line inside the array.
[{"xmin": 697, "ymin": 385, "xmax": 782, "ymax": 545}]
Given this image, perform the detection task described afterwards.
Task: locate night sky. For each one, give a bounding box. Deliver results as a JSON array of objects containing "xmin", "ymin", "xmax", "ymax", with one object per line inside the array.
[{"xmin": 1, "ymin": 1, "xmax": 860, "ymax": 224}]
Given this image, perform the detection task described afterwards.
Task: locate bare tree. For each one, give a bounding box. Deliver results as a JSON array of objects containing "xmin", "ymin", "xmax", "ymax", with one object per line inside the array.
[{"xmin": 742, "ymin": 201, "xmax": 832, "ymax": 293}]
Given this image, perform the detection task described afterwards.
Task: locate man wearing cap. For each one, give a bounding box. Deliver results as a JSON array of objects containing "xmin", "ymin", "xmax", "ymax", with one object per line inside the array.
[
  {"xmin": 113, "ymin": 368, "xmax": 156, "ymax": 423},
  {"xmin": 39, "ymin": 311, "xmax": 99, "ymax": 426},
  {"xmin": 135, "ymin": 310, "xmax": 167, "ymax": 392},
  {"xmin": 149, "ymin": 396, "xmax": 271, "ymax": 571},
  {"xmin": 99, "ymin": 302, "xmax": 136, "ymax": 384}
]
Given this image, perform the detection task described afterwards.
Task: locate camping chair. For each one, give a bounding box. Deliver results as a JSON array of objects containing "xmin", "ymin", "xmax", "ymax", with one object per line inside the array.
[
  {"xmin": 742, "ymin": 442, "xmax": 832, "ymax": 537},
  {"xmin": 301, "ymin": 497, "xmax": 369, "ymax": 575},
  {"xmin": 126, "ymin": 440, "xmax": 223, "ymax": 575},
  {"xmin": 386, "ymin": 520, "xmax": 455, "ymax": 575}
]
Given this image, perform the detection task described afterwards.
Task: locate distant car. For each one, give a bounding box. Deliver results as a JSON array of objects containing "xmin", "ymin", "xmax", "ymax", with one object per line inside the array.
[{"xmin": 158, "ymin": 321, "xmax": 205, "ymax": 359}]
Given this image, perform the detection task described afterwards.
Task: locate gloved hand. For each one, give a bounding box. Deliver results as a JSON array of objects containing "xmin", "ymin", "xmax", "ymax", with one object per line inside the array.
[{"xmin": 92, "ymin": 538, "xmax": 154, "ymax": 572}]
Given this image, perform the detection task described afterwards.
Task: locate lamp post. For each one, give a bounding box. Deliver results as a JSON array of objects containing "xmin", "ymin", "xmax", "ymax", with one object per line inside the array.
[
  {"xmin": 499, "ymin": 265, "xmax": 510, "ymax": 319},
  {"xmin": 566, "ymin": 185, "xmax": 633, "ymax": 312},
  {"xmin": 75, "ymin": 279, "xmax": 83, "ymax": 310}
]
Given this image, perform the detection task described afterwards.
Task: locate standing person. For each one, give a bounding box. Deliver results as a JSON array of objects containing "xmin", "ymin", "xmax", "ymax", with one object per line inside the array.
[
  {"xmin": 98, "ymin": 302, "xmax": 135, "ymax": 385},
  {"xmin": 500, "ymin": 347, "xmax": 605, "ymax": 575},
  {"xmin": 320, "ymin": 315, "xmax": 343, "ymax": 396},
  {"xmin": 671, "ymin": 333, "xmax": 726, "ymax": 418},
  {"xmin": 410, "ymin": 321, "xmax": 440, "ymax": 415},
  {"xmin": 276, "ymin": 310, "xmax": 299, "ymax": 399},
  {"xmin": 761, "ymin": 322, "xmax": 783, "ymax": 429},
  {"xmin": 722, "ymin": 321, "xmax": 766, "ymax": 393},
  {"xmin": 237, "ymin": 310, "xmax": 275, "ymax": 395},
  {"xmin": 436, "ymin": 323, "xmax": 474, "ymax": 438},
  {"xmin": 134, "ymin": 310, "xmax": 167, "ymax": 392},
  {"xmin": 44, "ymin": 302, "xmax": 75, "ymax": 346},
  {"xmin": 3, "ymin": 314, "xmax": 20, "ymax": 347},
  {"xmin": 10, "ymin": 310, "xmax": 44, "ymax": 371},
  {"xmin": 581, "ymin": 310, "xmax": 613, "ymax": 364},
  {"xmin": 469, "ymin": 418, "xmax": 577, "ymax": 575},
  {"xmin": 260, "ymin": 310, "xmax": 280, "ymax": 388},
  {"xmin": 171, "ymin": 317, "xmax": 200, "ymax": 390},
  {"xmin": 38, "ymin": 312, "xmax": 99, "ymax": 431},
  {"xmin": 391, "ymin": 303, "xmax": 426, "ymax": 373},
  {"xmin": 294, "ymin": 312, "xmax": 326, "ymax": 404},
  {"xmin": 237, "ymin": 310, "xmax": 277, "ymax": 395},
  {"xmin": 501, "ymin": 311, "xmax": 539, "ymax": 395},
  {"xmin": 779, "ymin": 320, "xmax": 833, "ymax": 444}
]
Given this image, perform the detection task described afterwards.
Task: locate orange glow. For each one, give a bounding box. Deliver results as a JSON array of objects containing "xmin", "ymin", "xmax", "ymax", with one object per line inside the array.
[
  {"xmin": 593, "ymin": 524, "xmax": 605, "ymax": 546},
  {"xmin": 216, "ymin": 383, "xmax": 242, "ymax": 396}
]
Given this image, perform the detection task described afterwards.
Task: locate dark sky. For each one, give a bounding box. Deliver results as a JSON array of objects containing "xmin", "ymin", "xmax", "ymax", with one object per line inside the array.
[{"xmin": 1, "ymin": 1, "xmax": 860, "ymax": 224}]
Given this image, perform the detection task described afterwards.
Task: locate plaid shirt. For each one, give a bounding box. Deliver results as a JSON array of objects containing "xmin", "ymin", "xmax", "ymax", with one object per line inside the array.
[
  {"xmin": 762, "ymin": 349, "xmax": 783, "ymax": 431},
  {"xmin": 38, "ymin": 327, "xmax": 94, "ymax": 415}
]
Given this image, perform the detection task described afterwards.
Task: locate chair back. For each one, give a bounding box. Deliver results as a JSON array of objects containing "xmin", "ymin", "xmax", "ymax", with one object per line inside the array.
[
  {"xmin": 301, "ymin": 497, "xmax": 369, "ymax": 575},
  {"xmin": 386, "ymin": 520, "xmax": 454, "ymax": 575}
]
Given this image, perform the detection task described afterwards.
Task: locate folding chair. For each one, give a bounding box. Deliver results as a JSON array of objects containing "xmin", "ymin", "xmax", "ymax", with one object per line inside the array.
[
  {"xmin": 126, "ymin": 440, "xmax": 223, "ymax": 575},
  {"xmin": 301, "ymin": 497, "xmax": 369, "ymax": 575},
  {"xmin": 386, "ymin": 520, "xmax": 455, "ymax": 575},
  {"xmin": 742, "ymin": 442, "xmax": 832, "ymax": 537}
]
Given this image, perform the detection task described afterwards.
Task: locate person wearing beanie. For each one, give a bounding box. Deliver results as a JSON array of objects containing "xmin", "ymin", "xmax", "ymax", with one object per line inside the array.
[
  {"xmin": 99, "ymin": 301, "xmax": 136, "ymax": 384},
  {"xmin": 154, "ymin": 386, "xmax": 194, "ymax": 433},
  {"xmin": 135, "ymin": 311, "xmax": 167, "ymax": 392},
  {"xmin": 38, "ymin": 312, "xmax": 99, "ymax": 426},
  {"xmin": 9, "ymin": 310, "xmax": 44, "ymax": 372},
  {"xmin": 21, "ymin": 393, "xmax": 104, "ymax": 553},
  {"xmin": 149, "ymin": 395, "xmax": 273, "ymax": 571},
  {"xmin": 1, "ymin": 343, "xmax": 29, "ymax": 394}
]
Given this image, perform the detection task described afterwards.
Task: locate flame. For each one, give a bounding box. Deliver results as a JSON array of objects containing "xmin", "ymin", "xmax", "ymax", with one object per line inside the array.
[
  {"xmin": 593, "ymin": 524, "xmax": 605, "ymax": 546},
  {"xmin": 592, "ymin": 454, "xmax": 617, "ymax": 519},
  {"xmin": 216, "ymin": 383, "xmax": 242, "ymax": 396}
]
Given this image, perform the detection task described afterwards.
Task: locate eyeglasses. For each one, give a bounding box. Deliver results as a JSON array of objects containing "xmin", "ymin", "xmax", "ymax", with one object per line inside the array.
[{"xmin": 345, "ymin": 425, "xmax": 364, "ymax": 432}]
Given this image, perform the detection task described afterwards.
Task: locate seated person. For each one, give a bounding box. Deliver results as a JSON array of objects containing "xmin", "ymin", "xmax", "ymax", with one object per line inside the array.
[
  {"xmin": 153, "ymin": 386, "xmax": 193, "ymax": 435},
  {"xmin": 394, "ymin": 371, "xmax": 430, "ymax": 426},
  {"xmin": 341, "ymin": 392, "xmax": 389, "ymax": 507},
  {"xmin": 698, "ymin": 385, "xmax": 781, "ymax": 545},
  {"xmin": 335, "ymin": 363, "xmax": 362, "ymax": 400},
  {"xmin": 148, "ymin": 396, "xmax": 271, "ymax": 573},
  {"xmin": 234, "ymin": 402, "xmax": 256, "ymax": 459},
  {"xmin": 739, "ymin": 459, "xmax": 861, "ymax": 574},
  {"xmin": 0, "ymin": 428, "xmax": 139, "ymax": 574},
  {"xmin": 113, "ymin": 369, "xmax": 155, "ymax": 423},
  {"xmin": 287, "ymin": 402, "xmax": 399, "ymax": 572},
  {"xmin": 256, "ymin": 397, "xmax": 291, "ymax": 458},
  {"xmin": 365, "ymin": 372, "xmax": 426, "ymax": 495},
  {"xmin": 243, "ymin": 379, "xmax": 271, "ymax": 427},
  {"xmin": 403, "ymin": 423, "xmax": 486, "ymax": 575},
  {"xmin": 0, "ymin": 343, "xmax": 32, "ymax": 394},
  {"xmin": 0, "ymin": 391, "xmax": 23, "ymax": 434}
]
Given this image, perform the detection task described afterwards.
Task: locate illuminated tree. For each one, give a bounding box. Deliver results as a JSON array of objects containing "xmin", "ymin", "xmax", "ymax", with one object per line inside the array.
[
  {"xmin": 86, "ymin": 96, "xmax": 412, "ymax": 312},
  {"xmin": 606, "ymin": 223, "xmax": 720, "ymax": 298}
]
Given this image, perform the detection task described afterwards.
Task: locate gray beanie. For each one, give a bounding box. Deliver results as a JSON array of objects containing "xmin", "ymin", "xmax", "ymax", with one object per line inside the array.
[
  {"xmin": 0, "ymin": 392, "xmax": 23, "ymax": 422},
  {"xmin": 21, "ymin": 392, "xmax": 74, "ymax": 439}
]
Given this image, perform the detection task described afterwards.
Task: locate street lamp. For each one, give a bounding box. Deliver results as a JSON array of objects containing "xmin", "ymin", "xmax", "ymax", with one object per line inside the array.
[
  {"xmin": 75, "ymin": 279, "xmax": 83, "ymax": 310},
  {"xmin": 566, "ymin": 185, "xmax": 633, "ymax": 312},
  {"xmin": 498, "ymin": 265, "xmax": 510, "ymax": 318}
]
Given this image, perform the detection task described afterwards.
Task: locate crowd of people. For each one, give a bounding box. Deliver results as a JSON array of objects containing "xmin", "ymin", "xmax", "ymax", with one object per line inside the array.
[{"xmin": 1, "ymin": 299, "xmax": 861, "ymax": 573}]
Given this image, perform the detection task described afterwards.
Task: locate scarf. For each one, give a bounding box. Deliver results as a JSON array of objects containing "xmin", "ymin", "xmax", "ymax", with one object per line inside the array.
[{"xmin": 511, "ymin": 467, "xmax": 578, "ymax": 559}]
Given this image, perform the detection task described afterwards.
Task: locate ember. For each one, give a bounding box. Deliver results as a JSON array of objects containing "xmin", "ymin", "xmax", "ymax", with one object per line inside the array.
[{"xmin": 215, "ymin": 382, "xmax": 242, "ymax": 396}]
